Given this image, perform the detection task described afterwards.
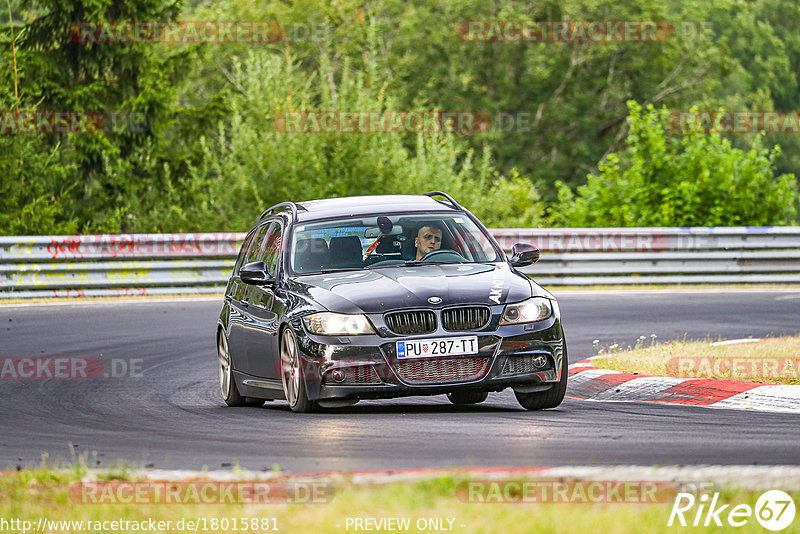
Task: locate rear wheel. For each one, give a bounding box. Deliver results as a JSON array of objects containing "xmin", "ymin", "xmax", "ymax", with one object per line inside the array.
[
  {"xmin": 515, "ymin": 344, "xmax": 568, "ymax": 411},
  {"xmin": 281, "ymin": 328, "xmax": 317, "ymax": 413},
  {"xmin": 218, "ymin": 332, "xmax": 264, "ymax": 407},
  {"xmin": 447, "ymin": 390, "xmax": 489, "ymax": 405}
]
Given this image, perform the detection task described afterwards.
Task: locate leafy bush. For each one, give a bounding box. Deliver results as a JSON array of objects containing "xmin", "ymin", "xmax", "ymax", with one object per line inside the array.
[
  {"xmin": 0, "ymin": 133, "xmax": 79, "ymax": 234},
  {"xmin": 550, "ymin": 101, "xmax": 798, "ymax": 227}
]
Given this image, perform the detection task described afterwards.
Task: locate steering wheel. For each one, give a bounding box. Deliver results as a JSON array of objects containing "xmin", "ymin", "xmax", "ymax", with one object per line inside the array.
[{"xmin": 420, "ymin": 249, "xmax": 466, "ymax": 262}]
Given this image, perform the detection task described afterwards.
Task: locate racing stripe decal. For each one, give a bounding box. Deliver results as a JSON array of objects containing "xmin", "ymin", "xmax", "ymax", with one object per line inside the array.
[{"xmin": 488, "ymin": 265, "xmax": 505, "ymax": 304}]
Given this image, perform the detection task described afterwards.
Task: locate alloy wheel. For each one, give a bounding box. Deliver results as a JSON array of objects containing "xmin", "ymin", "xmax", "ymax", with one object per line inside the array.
[
  {"xmin": 281, "ymin": 329, "xmax": 301, "ymax": 407},
  {"xmin": 218, "ymin": 333, "xmax": 232, "ymax": 399}
]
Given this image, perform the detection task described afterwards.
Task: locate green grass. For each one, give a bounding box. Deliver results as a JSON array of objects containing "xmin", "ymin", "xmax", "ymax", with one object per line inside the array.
[
  {"xmin": 3, "ymin": 468, "xmax": 799, "ymax": 533},
  {"xmin": 591, "ymin": 336, "xmax": 800, "ymax": 384}
]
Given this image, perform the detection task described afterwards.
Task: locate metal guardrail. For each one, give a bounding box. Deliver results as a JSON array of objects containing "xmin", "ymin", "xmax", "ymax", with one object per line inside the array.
[
  {"xmin": 1, "ymin": 227, "xmax": 799, "ymax": 298},
  {"xmin": 502, "ymin": 227, "xmax": 800, "ymax": 285},
  {"xmin": 0, "ymin": 234, "xmax": 242, "ymax": 299}
]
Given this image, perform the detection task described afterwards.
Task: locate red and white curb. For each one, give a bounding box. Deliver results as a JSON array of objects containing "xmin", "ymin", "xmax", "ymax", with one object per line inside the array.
[{"xmin": 568, "ymin": 360, "xmax": 800, "ymax": 414}]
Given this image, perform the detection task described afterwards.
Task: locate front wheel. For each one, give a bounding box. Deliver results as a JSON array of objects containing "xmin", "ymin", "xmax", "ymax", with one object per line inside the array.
[
  {"xmin": 515, "ymin": 344, "xmax": 568, "ymax": 411},
  {"xmin": 447, "ymin": 390, "xmax": 488, "ymax": 405},
  {"xmin": 280, "ymin": 328, "xmax": 317, "ymax": 413}
]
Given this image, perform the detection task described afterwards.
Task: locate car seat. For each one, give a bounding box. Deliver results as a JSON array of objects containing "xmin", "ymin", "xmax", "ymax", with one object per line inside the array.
[
  {"xmin": 329, "ymin": 236, "xmax": 363, "ymax": 269},
  {"xmin": 294, "ymin": 238, "xmax": 329, "ymax": 273},
  {"xmin": 401, "ymin": 231, "xmax": 417, "ymax": 260}
]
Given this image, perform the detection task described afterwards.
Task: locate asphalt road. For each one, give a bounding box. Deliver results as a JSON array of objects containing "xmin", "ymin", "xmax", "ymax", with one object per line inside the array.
[{"xmin": 1, "ymin": 290, "xmax": 798, "ymax": 471}]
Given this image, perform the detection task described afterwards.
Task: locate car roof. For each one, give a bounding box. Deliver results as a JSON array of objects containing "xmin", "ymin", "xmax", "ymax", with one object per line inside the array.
[{"xmin": 293, "ymin": 194, "xmax": 462, "ymax": 222}]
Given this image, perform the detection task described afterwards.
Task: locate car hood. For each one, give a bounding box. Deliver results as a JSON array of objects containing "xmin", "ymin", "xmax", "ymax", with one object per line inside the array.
[{"xmin": 287, "ymin": 263, "xmax": 548, "ymax": 314}]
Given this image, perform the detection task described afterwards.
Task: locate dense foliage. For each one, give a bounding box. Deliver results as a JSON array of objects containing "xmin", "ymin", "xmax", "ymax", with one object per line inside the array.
[
  {"xmin": 1, "ymin": 0, "xmax": 798, "ymax": 234},
  {"xmin": 551, "ymin": 102, "xmax": 797, "ymax": 226}
]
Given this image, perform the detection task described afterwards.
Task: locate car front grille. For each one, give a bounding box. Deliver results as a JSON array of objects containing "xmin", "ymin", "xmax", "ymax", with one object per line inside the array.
[
  {"xmin": 385, "ymin": 310, "xmax": 436, "ymax": 335},
  {"xmin": 393, "ymin": 356, "xmax": 490, "ymax": 384},
  {"xmin": 441, "ymin": 306, "xmax": 491, "ymax": 331},
  {"xmin": 501, "ymin": 354, "xmax": 550, "ymax": 376}
]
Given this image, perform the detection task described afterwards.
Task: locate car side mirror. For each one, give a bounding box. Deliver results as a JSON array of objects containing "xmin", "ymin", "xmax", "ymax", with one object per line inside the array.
[
  {"xmin": 240, "ymin": 261, "xmax": 274, "ymax": 285},
  {"xmin": 509, "ymin": 243, "xmax": 539, "ymax": 267}
]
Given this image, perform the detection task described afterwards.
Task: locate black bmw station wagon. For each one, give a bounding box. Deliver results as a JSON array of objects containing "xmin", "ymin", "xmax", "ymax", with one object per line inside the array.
[{"xmin": 217, "ymin": 192, "xmax": 567, "ymax": 412}]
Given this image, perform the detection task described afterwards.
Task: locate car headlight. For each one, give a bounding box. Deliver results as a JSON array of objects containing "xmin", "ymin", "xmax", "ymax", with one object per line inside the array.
[
  {"xmin": 500, "ymin": 297, "xmax": 552, "ymax": 325},
  {"xmin": 302, "ymin": 312, "xmax": 375, "ymax": 335}
]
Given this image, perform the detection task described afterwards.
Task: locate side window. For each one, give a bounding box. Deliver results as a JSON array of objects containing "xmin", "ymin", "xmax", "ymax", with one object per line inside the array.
[
  {"xmin": 234, "ymin": 229, "xmax": 257, "ymax": 273},
  {"xmin": 244, "ymin": 223, "xmax": 269, "ymax": 266},
  {"xmin": 258, "ymin": 222, "xmax": 283, "ymax": 276}
]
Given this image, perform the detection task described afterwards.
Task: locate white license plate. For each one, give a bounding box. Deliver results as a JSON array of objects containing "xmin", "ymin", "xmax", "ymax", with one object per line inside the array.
[{"xmin": 396, "ymin": 336, "xmax": 479, "ymax": 359}]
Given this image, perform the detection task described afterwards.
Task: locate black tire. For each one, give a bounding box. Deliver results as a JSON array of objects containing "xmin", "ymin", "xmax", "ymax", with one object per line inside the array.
[
  {"xmin": 218, "ymin": 331, "xmax": 250, "ymax": 407},
  {"xmin": 280, "ymin": 328, "xmax": 318, "ymax": 413},
  {"xmin": 447, "ymin": 390, "xmax": 489, "ymax": 405},
  {"xmin": 514, "ymin": 343, "xmax": 568, "ymax": 411}
]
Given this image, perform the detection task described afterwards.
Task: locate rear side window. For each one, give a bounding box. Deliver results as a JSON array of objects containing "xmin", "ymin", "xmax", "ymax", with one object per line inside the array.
[
  {"xmin": 258, "ymin": 222, "xmax": 283, "ymax": 276},
  {"xmin": 234, "ymin": 229, "xmax": 257, "ymax": 273},
  {"xmin": 242, "ymin": 223, "xmax": 269, "ymax": 269}
]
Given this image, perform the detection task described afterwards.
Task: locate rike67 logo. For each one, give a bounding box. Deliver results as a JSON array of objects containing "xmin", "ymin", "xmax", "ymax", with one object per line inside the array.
[{"xmin": 669, "ymin": 490, "xmax": 796, "ymax": 531}]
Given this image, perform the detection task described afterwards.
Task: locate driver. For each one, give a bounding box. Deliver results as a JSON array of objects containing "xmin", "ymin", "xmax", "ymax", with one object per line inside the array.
[{"xmin": 414, "ymin": 224, "xmax": 443, "ymax": 260}]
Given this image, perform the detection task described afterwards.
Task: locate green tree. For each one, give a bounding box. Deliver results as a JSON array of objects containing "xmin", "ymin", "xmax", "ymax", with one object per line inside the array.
[
  {"xmin": 0, "ymin": 0, "xmax": 218, "ymax": 234},
  {"xmin": 181, "ymin": 43, "xmax": 543, "ymax": 231},
  {"xmin": 185, "ymin": 0, "xmax": 737, "ymax": 196},
  {"xmin": 6, "ymin": 0, "xmax": 800, "ymax": 235}
]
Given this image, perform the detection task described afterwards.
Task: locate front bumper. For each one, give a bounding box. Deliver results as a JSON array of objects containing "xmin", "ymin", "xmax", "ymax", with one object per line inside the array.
[{"xmin": 294, "ymin": 313, "xmax": 565, "ymax": 401}]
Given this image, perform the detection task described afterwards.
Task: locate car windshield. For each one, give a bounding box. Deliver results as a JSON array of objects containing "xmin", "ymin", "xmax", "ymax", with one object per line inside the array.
[{"xmin": 289, "ymin": 212, "xmax": 503, "ymax": 274}]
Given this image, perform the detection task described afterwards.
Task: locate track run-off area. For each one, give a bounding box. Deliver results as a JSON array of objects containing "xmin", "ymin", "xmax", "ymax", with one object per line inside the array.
[{"xmin": 1, "ymin": 289, "xmax": 798, "ymax": 471}]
